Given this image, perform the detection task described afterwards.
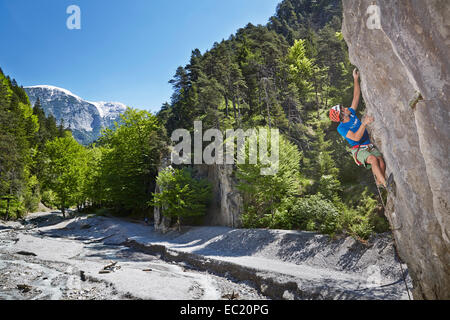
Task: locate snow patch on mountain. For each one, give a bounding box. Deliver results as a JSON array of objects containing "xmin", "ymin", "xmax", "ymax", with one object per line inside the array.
[
  {"xmin": 89, "ymin": 101, "xmax": 127, "ymax": 119},
  {"xmin": 24, "ymin": 85, "xmax": 128, "ymax": 145},
  {"xmin": 26, "ymin": 85, "xmax": 84, "ymax": 102}
]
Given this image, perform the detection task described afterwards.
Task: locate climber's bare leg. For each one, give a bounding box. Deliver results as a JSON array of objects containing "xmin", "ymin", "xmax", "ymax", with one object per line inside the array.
[
  {"xmin": 377, "ymin": 156, "xmax": 386, "ymax": 178},
  {"xmin": 367, "ymin": 155, "xmax": 386, "ymax": 187}
]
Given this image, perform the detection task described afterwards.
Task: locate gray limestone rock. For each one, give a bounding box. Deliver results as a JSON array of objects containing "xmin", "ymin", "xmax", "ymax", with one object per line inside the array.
[{"xmin": 342, "ymin": 0, "xmax": 449, "ymax": 299}]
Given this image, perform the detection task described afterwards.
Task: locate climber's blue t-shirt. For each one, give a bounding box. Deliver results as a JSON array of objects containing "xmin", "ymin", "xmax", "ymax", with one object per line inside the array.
[{"xmin": 337, "ymin": 108, "xmax": 371, "ymax": 147}]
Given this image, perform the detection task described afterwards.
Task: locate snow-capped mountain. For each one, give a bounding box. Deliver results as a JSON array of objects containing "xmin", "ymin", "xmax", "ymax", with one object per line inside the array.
[
  {"xmin": 89, "ymin": 101, "xmax": 127, "ymax": 128},
  {"xmin": 24, "ymin": 85, "xmax": 127, "ymax": 145}
]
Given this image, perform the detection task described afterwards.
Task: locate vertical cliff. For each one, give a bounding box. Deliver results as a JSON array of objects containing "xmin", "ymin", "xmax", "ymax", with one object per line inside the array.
[
  {"xmin": 342, "ymin": 0, "xmax": 449, "ymax": 299},
  {"xmin": 193, "ymin": 164, "xmax": 243, "ymax": 228}
]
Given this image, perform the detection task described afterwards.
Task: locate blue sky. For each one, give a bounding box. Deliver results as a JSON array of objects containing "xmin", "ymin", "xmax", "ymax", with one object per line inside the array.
[{"xmin": 0, "ymin": 0, "xmax": 281, "ymax": 113}]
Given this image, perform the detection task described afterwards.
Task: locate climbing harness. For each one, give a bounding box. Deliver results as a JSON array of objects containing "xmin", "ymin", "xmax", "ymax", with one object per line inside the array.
[
  {"xmin": 372, "ymin": 173, "xmax": 412, "ymax": 300},
  {"xmin": 351, "ymin": 143, "xmax": 374, "ymax": 167}
]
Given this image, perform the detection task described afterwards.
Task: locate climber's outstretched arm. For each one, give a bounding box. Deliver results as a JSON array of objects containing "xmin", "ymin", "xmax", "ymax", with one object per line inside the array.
[{"xmin": 350, "ymin": 68, "xmax": 360, "ymax": 111}]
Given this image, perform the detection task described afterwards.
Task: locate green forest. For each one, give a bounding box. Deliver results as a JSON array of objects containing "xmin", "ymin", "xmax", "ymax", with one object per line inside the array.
[{"xmin": 0, "ymin": 0, "xmax": 389, "ymax": 240}]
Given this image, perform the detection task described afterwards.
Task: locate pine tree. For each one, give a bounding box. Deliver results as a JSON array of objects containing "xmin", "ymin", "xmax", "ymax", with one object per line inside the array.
[
  {"xmin": 236, "ymin": 129, "xmax": 302, "ymax": 226},
  {"xmin": 0, "ymin": 70, "xmax": 39, "ymax": 217}
]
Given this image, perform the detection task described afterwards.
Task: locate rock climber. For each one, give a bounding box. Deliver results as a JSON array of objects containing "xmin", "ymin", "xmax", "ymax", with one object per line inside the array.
[{"xmin": 329, "ymin": 68, "xmax": 392, "ymax": 190}]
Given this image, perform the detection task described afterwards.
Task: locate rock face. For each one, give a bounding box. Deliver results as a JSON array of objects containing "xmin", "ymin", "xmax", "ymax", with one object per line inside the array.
[
  {"xmin": 342, "ymin": 0, "xmax": 449, "ymax": 299},
  {"xmin": 193, "ymin": 164, "xmax": 243, "ymax": 228},
  {"xmin": 25, "ymin": 86, "xmax": 127, "ymax": 145}
]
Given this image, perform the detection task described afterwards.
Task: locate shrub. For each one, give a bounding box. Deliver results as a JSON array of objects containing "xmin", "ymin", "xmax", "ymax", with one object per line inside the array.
[
  {"xmin": 41, "ymin": 190, "xmax": 57, "ymax": 209},
  {"xmin": 241, "ymin": 208, "xmax": 278, "ymax": 229},
  {"xmin": 339, "ymin": 207, "xmax": 373, "ymax": 240},
  {"xmin": 23, "ymin": 174, "xmax": 40, "ymax": 213},
  {"xmin": 245, "ymin": 194, "xmax": 341, "ymax": 235},
  {"xmin": 241, "ymin": 189, "xmax": 389, "ymax": 240},
  {"xmin": 358, "ymin": 189, "xmax": 390, "ymax": 234},
  {"xmin": 335, "ymin": 189, "xmax": 390, "ymax": 239},
  {"xmin": 287, "ymin": 194, "xmax": 341, "ymax": 235},
  {"xmin": 152, "ymin": 167, "xmax": 212, "ymax": 228},
  {"xmin": 317, "ymin": 174, "xmax": 341, "ymax": 200},
  {"xmin": 0, "ymin": 197, "xmax": 25, "ymax": 220}
]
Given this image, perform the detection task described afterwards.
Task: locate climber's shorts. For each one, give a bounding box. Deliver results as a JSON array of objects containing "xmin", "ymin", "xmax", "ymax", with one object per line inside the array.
[{"xmin": 351, "ymin": 146, "xmax": 383, "ymax": 169}]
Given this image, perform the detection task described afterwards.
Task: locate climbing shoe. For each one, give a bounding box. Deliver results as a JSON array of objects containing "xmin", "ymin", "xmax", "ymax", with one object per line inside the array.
[{"xmin": 376, "ymin": 183, "xmax": 386, "ymax": 190}]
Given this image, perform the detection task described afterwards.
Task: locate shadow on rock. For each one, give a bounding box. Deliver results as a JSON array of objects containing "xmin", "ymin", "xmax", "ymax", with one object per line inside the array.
[{"xmin": 23, "ymin": 212, "xmax": 67, "ymax": 228}]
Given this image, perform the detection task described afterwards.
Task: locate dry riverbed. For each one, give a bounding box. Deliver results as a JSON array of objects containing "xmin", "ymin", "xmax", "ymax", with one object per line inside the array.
[
  {"xmin": 0, "ymin": 211, "xmax": 411, "ymax": 300},
  {"xmin": 0, "ymin": 212, "xmax": 266, "ymax": 300}
]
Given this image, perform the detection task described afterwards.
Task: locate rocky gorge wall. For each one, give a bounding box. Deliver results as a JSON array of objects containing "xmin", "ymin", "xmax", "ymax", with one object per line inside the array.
[
  {"xmin": 342, "ymin": 0, "xmax": 449, "ymax": 299},
  {"xmin": 192, "ymin": 164, "xmax": 243, "ymax": 228}
]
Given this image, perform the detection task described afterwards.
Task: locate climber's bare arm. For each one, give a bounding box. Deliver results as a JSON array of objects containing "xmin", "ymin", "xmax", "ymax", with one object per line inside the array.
[
  {"xmin": 350, "ymin": 68, "xmax": 360, "ymax": 111},
  {"xmin": 346, "ymin": 116, "xmax": 374, "ymax": 141}
]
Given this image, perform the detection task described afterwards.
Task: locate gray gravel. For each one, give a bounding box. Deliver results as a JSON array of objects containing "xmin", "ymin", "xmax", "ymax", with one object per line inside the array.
[
  {"xmin": 0, "ymin": 211, "xmax": 412, "ymax": 300},
  {"xmin": 0, "ymin": 212, "xmax": 266, "ymax": 300}
]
